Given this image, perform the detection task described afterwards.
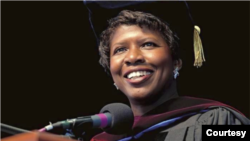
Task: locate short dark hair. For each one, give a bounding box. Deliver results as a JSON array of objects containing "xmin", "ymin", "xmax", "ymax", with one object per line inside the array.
[{"xmin": 98, "ymin": 10, "xmax": 179, "ymax": 74}]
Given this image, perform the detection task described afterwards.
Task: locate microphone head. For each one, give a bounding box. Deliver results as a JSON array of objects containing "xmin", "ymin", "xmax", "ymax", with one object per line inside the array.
[{"xmin": 100, "ymin": 103, "xmax": 134, "ymax": 135}]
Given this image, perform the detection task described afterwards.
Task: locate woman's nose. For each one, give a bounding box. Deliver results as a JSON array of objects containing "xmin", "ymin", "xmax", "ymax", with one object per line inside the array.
[{"xmin": 124, "ymin": 47, "xmax": 145, "ymax": 66}]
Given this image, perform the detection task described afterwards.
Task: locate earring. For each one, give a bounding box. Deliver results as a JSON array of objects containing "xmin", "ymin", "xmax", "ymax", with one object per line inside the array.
[
  {"xmin": 173, "ymin": 67, "xmax": 179, "ymax": 79},
  {"xmin": 114, "ymin": 83, "xmax": 119, "ymax": 90}
]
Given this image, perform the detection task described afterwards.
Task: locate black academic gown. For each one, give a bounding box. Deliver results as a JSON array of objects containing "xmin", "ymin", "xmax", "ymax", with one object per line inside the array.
[{"xmin": 91, "ymin": 96, "xmax": 250, "ymax": 141}]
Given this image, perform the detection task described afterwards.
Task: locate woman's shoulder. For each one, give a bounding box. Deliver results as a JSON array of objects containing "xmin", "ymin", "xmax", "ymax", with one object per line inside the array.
[
  {"xmin": 167, "ymin": 96, "xmax": 248, "ymax": 119},
  {"xmin": 179, "ymin": 96, "xmax": 250, "ymax": 125},
  {"xmin": 154, "ymin": 106, "xmax": 250, "ymax": 141},
  {"xmin": 148, "ymin": 96, "xmax": 247, "ymax": 120},
  {"xmin": 197, "ymin": 106, "xmax": 250, "ymax": 125}
]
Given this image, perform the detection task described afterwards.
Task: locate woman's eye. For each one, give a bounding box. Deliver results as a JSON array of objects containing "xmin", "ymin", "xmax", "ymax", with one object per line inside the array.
[
  {"xmin": 114, "ymin": 47, "xmax": 127, "ymax": 54},
  {"xmin": 142, "ymin": 42, "xmax": 158, "ymax": 48}
]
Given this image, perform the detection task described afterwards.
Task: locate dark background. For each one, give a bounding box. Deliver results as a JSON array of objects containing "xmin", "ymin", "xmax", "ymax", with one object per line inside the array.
[{"xmin": 1, "ymin": 1, "xmax": 249, "ymax": 140}]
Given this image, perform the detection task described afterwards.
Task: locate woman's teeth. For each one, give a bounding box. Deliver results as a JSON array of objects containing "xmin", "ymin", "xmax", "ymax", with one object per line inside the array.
[{"xmin": 127, "ymin": 71, "xmax": 152, "ymax": 79}]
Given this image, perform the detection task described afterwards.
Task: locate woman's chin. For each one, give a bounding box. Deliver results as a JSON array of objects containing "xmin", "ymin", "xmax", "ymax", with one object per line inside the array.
[{"xmin": 127, "ymin": 92, "xmax": 154, "ymax": 104}]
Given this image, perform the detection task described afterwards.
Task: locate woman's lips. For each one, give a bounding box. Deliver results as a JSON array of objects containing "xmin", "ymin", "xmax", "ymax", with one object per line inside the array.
[{"xmin": 125, "ymin": 72, "xmax": 153, "ymax": 85}]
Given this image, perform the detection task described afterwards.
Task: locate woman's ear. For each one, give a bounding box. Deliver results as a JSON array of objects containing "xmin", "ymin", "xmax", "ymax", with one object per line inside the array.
[{"xmin": 174, "ymin": 59, "xmax": 182, "ymax": 70}]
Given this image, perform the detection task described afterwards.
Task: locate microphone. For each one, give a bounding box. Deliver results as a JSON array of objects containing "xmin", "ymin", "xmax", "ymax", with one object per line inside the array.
[{"xmin": 40, "ymin": 103, "xmax": 134, "ymax": 135}]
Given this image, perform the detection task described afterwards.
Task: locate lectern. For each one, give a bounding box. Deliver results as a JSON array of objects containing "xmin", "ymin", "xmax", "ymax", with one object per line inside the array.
[{"xmin": 1, "ymin": 131, "xmax": 77, "ymax": 141}]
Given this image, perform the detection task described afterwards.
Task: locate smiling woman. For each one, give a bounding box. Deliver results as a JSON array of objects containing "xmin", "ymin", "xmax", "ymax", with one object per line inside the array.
[
  {"xmin": 1, "ymin": 1, "xmax": 249, "ymax": 141},
  {"xmin": 105, "ymin": 11, "xmax": 181, "ymax": 115},
  {"xmin": 84, "ymin": 1, "xmax": 250, "ymax": 141},
  {"xmin": 109, "ymin": 24, "xmax": 178, "ymax": 109},
  {"xmin": 99, "ymin": 11, "xmax": 182, "ymax": 112}
]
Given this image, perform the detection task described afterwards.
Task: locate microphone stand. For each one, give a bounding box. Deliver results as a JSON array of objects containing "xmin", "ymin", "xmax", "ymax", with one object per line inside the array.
[
  {"xmin": 1, "ymin": 123, "xmax": 78, "ymax": 140},
  {"xmin": 1, "ymin": 123, "xmax": 30, "ymax": 135}
]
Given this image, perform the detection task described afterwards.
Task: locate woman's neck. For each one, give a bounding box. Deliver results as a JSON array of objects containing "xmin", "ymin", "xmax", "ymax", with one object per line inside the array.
[{"xmin": 130, "ymin": 80, "xmax": 179, "ymax": 116}]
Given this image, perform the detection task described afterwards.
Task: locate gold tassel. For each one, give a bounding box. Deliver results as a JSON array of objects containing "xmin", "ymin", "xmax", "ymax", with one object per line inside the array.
[{"xmin": 193, "ymin": 25, "xmax": 205, "ymax": 68}]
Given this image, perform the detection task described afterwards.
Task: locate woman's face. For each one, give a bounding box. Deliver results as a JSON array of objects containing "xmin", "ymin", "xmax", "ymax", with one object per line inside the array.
[{"xmin": 110, "ymin": 25, "xmax": 174, "ymax": 103}]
